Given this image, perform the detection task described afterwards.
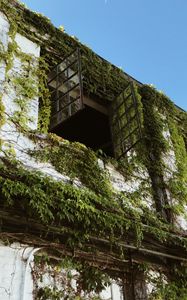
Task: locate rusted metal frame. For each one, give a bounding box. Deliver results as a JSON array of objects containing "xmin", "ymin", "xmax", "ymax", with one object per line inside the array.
[
  {"xmin": 48, "ymin": 48, "xmax": 78, "ymax": 74},
  {"xmin": 52, "ymin": 83, "xmax": 80, "ymax": 104},
  {"xmin": 112, "ymin": 123, "xmax": 137, "ymax": 157},
  {"xmin": 59, "ymin": 58, "xmax": 77, "ymax": 77},
  {"xmin": 116, "ymin": 139, "xmax": 140, "ymax": 160},
  {"xmin": 48, "ymin": 59, "xmax": 78, "ymax": 85},
  {"xmin": 108, "ymin": 104, "xmax": 116, "ymax": 158},
  {"xmin": 110, "ymin": 84, "xmax": 131, "ymax": 159},
  {"xmin": 52, "ymin": 70, "xmax": 79, "ymax": 92},
  {"xmin": 118, "ymin": 114, "xmax": 138, "ymax": 135},
  {"xmin": 51, "ymin": 85, "xmax": 80, "ymax": 118},
  {"xmin": 118, "ymin": 117, "xmax": 125, "ymax": 156},
  {"xmin": 113, "ymin": 92, "xmax": 131, "ymax": 115},
  {"xmin": 56, "ymin": 64, "xmax": 59, "ymax": 113},
  {"xmin": 117, "ymin": 85, "xmax": 131, "ymax": 157},
  {"xmin": 50, "ymin": 48, "xmax": 83, "ymax": 123},
  {"xmin": 118, "ymin": 102, "xmax": 136, "ymax": 124},
  {"xmin": 114, "ymin": 97, "xmax": 125, "ymax": 157},
  {"xmin": 108, "ymin": 83, "xmax": 141, "ymax": 159},
  {"xmin": 115, "ymin": 83, "xmax": 143, "ymax": 158},
  {"xmin": 77, "ymin": 48, "xmax": 84, "ymax": 110},
  {"xmin": 115, "ymin": 108, "xmax": 138, "ymax": 129},
  {"xmin": 111, "ymin": 101, "xmax": 136, "ymax": 127},
  {"xmin": 51, "ymin": 93, "xmax": 80, "ymax": 116},
  {"xmin": 130, "ymin": 82, "xmax": 142, "ymax": 140},
  {"xmin": 60, "ymin": 69, "xmax": 79, "ymax": 86},
  {"xmin": 51, "ymin": 95, "xmax": 81, "ymax": 118},
  {"xmin": 66, "ymin": 65, "xmax": 72, "ymax": 118},
  {"xmin": 122, "ymin": 89, "xmax": 133, "ymax": 154},
  {"xmin": 114, "ymin": 126, "xmax": 139, "ymax": 149}
]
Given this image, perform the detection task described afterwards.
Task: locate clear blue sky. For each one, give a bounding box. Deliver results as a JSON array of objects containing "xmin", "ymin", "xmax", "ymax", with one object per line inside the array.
[{"xmin": 22, "ymin": 0, "xmax": 187, "ymax": 110}]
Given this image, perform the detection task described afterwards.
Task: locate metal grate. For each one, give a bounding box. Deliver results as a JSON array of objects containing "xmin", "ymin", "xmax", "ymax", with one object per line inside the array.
[
  {"xmin": 48, "ymin": 48, "xmax": 83, "ymax": 129},
  {"xmin": 111, "ymin": 82, "xmax": 142, "ymax": 159}
]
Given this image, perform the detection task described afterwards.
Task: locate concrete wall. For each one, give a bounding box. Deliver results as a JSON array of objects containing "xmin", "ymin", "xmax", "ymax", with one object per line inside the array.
[{"xmin": 0, "ymin": 243, "xmax": 34, "ymax": 300}]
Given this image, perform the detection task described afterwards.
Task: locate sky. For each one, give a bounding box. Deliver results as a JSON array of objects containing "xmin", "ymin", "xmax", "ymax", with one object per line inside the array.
[{"xmin": 22, "ymin": 0, "xmax": 187, "ymax": 110}]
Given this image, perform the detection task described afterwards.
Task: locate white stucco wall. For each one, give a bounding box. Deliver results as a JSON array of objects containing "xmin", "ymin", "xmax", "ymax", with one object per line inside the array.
[
  {"xmin": 0, "ymin": 13, "xmax": 70, "ymax": 180},
  {"xmin": 0, "ymin": 12, "xmax": 9, "ymax": 83},
  {"xmin": 0, "ymin": 243, "xmax": 34, "ymax": 300},
  {"xmin": 0, "ymin": 11, "xmax": 40, "ymax": 161}
]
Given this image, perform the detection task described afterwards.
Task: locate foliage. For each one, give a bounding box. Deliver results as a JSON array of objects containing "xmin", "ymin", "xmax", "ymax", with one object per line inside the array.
[
  {"xmin": 167, "ymin": 117, "xmax": 187, "ymax": 214},
  {"xmin": 0, "ymin": 0, "xmax": 51, "ymax": 133},
  {"xmin": 148, "ymin": 268, "xmax": 187, "ymax": 300},
  {"xmin": 0, "ymin": 157, "xmax": 186, "ymax": 250},
  {"xmin": 29, "ymin": 133, "xmax": 113, "ymax": 198},
  {"xmin": 137, "ymin": 85, "xmax": 187, "ymax": 223},
  {"xmin": 32, "ymin": 230, "xmax": 111, "ymax": 299},
  {"xmin": 0, "ymin": 1, "xmax": 187, "ymax": 298}
]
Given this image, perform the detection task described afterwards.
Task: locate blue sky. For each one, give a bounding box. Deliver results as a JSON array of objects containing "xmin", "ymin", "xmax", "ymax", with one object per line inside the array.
[{"xmin": 22, "ymin": 0, "xmax": 187, "ymax": 110}]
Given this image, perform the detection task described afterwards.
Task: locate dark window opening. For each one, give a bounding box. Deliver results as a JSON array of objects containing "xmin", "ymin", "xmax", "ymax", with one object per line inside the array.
[
  {"xmin": 50, "ymin": 104, "xmax": 114, "ymax": 157},
  {"xmin": 47, "ymin": 48, "xmax": 142, "ymax": 159}
]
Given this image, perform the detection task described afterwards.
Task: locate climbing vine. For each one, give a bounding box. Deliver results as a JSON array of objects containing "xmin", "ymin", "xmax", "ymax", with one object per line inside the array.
[
  {"xmin": 29, "ymin": 133, "xmax": 113, "ymax": 198},
  {"xmin": 0, "ymin": 1, "xmax": 187, "ymax": 298},
  {"xmin": 147, "ymin": 266, "xmax": 187, "ymax": 300},
  {"xmin": 0, "ymin": 0, "xmax": 51, "ymax": 133},
  {"xmin": 33, "ymin": 255, "xmax": 110, "ymax": 300}
]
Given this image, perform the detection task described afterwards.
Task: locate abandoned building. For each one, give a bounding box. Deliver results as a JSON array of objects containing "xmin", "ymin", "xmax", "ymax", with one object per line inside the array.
[{"xmin": 0, "ymin": 0, "xmax": 187, "ymax": 299}]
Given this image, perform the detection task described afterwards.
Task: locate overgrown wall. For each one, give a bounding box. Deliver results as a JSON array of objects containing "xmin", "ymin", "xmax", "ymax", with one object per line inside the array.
[{"xmin": 0, "ymin": 1, "xmax": 187, "ymax": 299}]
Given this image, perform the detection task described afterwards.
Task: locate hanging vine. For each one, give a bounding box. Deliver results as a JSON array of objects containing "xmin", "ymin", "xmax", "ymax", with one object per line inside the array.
[{"xmin": 0, "ymin": 1, "xmax": 186, "ymax": 298}]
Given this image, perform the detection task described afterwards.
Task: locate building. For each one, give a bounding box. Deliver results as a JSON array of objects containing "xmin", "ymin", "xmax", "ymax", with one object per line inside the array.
[{"xmin": 0, "ymin": 0, "xmax": 187, "ymax": 299}]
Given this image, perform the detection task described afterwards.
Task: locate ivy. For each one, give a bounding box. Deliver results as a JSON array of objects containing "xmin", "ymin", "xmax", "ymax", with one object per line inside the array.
[
  {"xmin": 167, "ymin": 117, "xmax": 187, "ymax": 216},
  {"xmin": 0, "ymin": 94, "xmax": 5, "ymax": 133},
  {"xmin": 0, "ymin": 157, "xmax": 186, "ymax": 250},
  {"xmin": 137, "ymin": 85, "xmax": 187, "ymax": 223},
  {"xmin": 29, "ymin": 134, "xmax": 113, "ymax": 199},
  {"xmin": 0, "ymin": 0, "xmax": 51, "ymax": 132},
  {"xmin": 34, "ymin": 256, "xmax": 108, "ymax": 299},
  {"xmin": 0, "ymin": 1, "xmax": 187, "ymax": 298},
  {"xmin": 148, "ymin": 268, "xmax": 187, "ymax": 300}
]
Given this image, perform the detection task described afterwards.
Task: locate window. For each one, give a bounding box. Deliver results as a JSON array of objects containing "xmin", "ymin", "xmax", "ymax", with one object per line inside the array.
[{"xmin": 48, "ymin": 49, "xmax": 142, "ymax": 159}]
